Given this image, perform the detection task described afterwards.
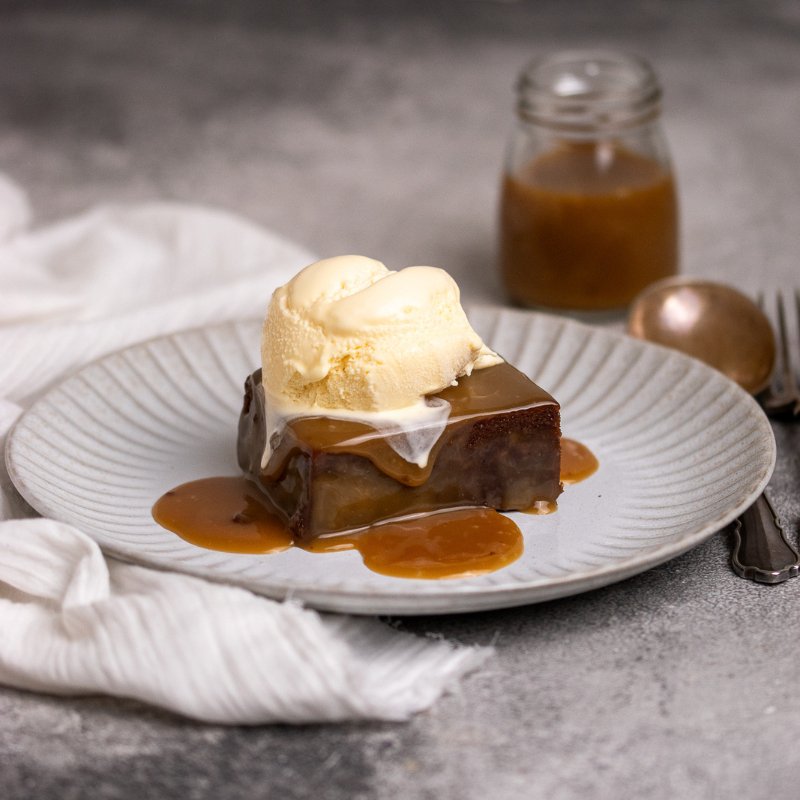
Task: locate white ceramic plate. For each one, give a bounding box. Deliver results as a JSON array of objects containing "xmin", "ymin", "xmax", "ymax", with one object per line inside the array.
[{"xmin": 6, "ymin": 307, "xmax": 775, "ymax": 615}]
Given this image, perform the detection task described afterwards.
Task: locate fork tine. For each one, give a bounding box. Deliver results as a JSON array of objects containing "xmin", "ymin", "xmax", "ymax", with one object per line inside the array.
[
  {"xmin": 776, "ymin": 291, "xmax": 792, "ymax": 391},
  {"xmin": 794, "ymin": 289, "xmax": 800, "ymax": 407},
  {"xmin": 795, "ymin": 288, "xmax": 800, "ymax": 367},
  {"xmin": 760, "ymin": 289, "xmax": 800, "ymax": 417}
]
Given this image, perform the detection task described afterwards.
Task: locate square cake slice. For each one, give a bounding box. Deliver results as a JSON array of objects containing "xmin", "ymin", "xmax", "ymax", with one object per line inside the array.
[{"xmin": 237, "ymin": 362, "xmax": 561, "ymax": 542}]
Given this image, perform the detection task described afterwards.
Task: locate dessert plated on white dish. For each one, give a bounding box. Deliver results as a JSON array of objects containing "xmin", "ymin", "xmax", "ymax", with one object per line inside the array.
[{"xmin": 6, "ymin": 305, "xmax": 774, "ymax": 615}]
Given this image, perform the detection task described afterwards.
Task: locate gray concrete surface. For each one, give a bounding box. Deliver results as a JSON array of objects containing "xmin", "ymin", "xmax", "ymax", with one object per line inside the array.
[{"xmin": 1, "ymin": 1, "xmax": 799, "ymax": 798}]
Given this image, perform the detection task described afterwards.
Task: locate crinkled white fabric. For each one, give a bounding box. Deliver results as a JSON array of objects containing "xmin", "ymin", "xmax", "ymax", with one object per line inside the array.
[
  {"xmin": 0, "ymin": 200, "xmax": 313, "ymax": 403},
  {"xmin": 0, "ymin": 180, "xmax": 491, "ymax": 724},
  {"xmin": 0, "ymin": 519, "xmax": 488, "ymax": 724}
]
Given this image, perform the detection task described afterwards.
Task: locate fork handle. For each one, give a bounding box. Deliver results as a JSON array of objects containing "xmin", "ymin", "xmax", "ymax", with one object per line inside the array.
[{"xmin": 730, "ymin": 493, "xmax": 800, "ymax": 584}]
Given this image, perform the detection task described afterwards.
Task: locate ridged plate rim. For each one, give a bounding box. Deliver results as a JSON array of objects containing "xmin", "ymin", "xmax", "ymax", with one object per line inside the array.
[{"xmin": 5, "ymin": 306, "xmax": 776, "ymax": 615}]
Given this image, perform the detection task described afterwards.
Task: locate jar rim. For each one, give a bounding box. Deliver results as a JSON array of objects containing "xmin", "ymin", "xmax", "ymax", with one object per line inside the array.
[{"xmin": 516, "ymin": 49, "xmax": 662, "ymax": 132}]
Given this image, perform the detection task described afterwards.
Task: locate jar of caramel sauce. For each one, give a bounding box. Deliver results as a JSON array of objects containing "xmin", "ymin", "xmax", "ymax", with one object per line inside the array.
[{"xmin": 499, "ymin": 51, "xmax": 678, "ymax": 311}]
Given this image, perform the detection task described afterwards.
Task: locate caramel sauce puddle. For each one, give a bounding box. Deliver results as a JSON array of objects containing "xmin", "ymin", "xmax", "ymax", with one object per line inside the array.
[
  {"xmin": 153, "ymin": 477, "xmax": 292, "ymax": 555},
  {"xmin": 306, "ymin": 508, "xmax": 523, "ymax": 580},
  {"xmin": 560, "ymin": 438, "xmax": 599, "ymax": 484}
]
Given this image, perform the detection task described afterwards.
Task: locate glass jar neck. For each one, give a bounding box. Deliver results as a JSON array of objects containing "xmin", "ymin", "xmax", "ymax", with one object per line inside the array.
[{"xmin": 516, "ymin": 50, "xmax": 662, "ymax": 136}]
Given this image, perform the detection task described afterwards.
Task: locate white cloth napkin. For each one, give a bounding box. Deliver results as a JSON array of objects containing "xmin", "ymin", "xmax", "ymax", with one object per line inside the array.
[{"xmin": 0, "ymin": 179, "xmax": 490, "ymax": 724}]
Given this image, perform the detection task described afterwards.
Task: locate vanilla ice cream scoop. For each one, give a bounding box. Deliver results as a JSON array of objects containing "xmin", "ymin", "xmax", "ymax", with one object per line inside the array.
[{"xmin": 261, "ymin": 255, "xmax": 502, "ymax": 413}]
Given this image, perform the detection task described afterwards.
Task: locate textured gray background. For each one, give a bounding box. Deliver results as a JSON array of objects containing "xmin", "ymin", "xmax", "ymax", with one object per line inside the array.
[{"xmin": 1, "ymin": 1, "xmax": 799, "ymax": 798}]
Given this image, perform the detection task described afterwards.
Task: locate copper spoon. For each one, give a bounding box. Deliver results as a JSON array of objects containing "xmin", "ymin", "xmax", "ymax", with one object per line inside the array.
[
  {"xmin": 627, "ymin": 277, "xmax": 775, "ymax": 394},
  {"xmin": 627, "ymin": 277, "xmax": 799, "ymax": 583}
]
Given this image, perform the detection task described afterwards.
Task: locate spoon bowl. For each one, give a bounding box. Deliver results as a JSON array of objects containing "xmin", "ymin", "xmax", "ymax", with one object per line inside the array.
[{"xmin": 627, "ymin": 277, "xmax": 775, "ymax": 395}]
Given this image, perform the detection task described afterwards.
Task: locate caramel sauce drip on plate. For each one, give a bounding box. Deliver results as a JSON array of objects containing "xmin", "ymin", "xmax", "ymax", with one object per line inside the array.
[
  {"xmin": 153, "ymin": 477, "xmax": 292, "ymax": 555},
  {"xmin": 153, "ymin": 477, "xmax": 522, "ymax": 579},
  {"xmin": 560, "ymin": 438, "xmax": 599, "ymax": 484},
  {"xmin": 152, "ymin": 439, "xmax": 598, "ymax": 580},
  {"xmin": 305, "ymin": 508, "xmax": 523, "ymax": 580}
]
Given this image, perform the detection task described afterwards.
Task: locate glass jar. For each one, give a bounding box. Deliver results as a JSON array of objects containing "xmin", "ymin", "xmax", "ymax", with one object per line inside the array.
[{"xmin": 498, "ymin": 50, "xmax": 679, "ymax": 312}]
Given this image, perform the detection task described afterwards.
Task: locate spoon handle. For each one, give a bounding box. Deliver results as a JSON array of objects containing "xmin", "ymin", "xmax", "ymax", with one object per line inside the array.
[{"xmin": 730, "ymin": 493, "xmax": 800, "ymax": 583}]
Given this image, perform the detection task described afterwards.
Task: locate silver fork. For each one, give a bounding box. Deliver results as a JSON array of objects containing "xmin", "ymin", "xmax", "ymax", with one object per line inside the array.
[{"xmin": 730, "ymin": 288, "xmax": 800, "ymax": 583}]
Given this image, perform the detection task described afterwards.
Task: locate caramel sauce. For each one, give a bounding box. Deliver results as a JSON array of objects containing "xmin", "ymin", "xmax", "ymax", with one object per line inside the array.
[
  {"xmin": 152, "ymin": 477, "xmax": 292, "ymax": 554},
  {"xmin": 153, "ymin": 478, "xmax": 523, "ymax": 579},
  {"xmin": 523, "ymin": 500, "xmax": 558, "ymax": 515},
  {"xmin": 306, "ymin": 509, "xmax": 523, "ymax": 580},
  {"xmin": 500, "ymin": 142, "xmax": 678, "ymax": 310},
  {"xmin": 560, "ymin": 438, "xmax": 599, "ymax": 484}
]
